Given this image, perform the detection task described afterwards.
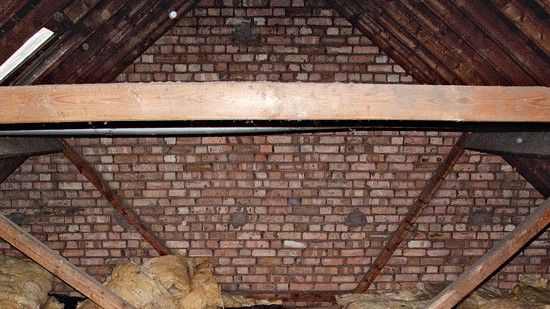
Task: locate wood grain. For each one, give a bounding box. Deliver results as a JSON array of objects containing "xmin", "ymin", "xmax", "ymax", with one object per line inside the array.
[
  {"xmin": 0, "ymin": 82, "xmax": 548, "ymax": 124},
  {"xmin": 0, "ymin": 214, "xmax": 135, "ymax": 309},
  {"xmin": 428, "ymin": 197, "xmax": 550, "ymax": 309}
]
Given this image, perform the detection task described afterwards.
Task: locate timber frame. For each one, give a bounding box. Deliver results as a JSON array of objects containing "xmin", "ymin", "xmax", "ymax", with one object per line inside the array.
[
  {"xmin": 0, "ymin": 0, "xmax": 548, "ymax": 306},
  {"xmin": 0, "ymin": 86, "xmax": 548, "ymax": 306},
  {"xmin": 0, "ymin": 83, "xmax": 548, "ymax": 124}
]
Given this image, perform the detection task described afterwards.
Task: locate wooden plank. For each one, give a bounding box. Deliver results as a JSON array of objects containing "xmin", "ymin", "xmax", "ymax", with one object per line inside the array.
[
  {"xmin": 328, "ymin": 0, "xmax": 440, "ymax": 84},
  {"xmin": 0, "ymin": 83, "xmax": 548, "ymax": 124},
  {"xmin": 73, "ymin": 0, "xmax": 176, "ymax": 83},
  {"xmin": 453, "ymin": 0, "xmax": 549, "ymax": 85},
  {"xmin": 11, "ymin": 0, "xmax": 129, "ymax": 85},
  {"xmin": 51, "ymin": 0, "xmax": 153, "ymax": 84},
  {"xmin": 490, "ymin": 0, "xmax": 550, "ymax": 55},
  {"xmin": 397, "ymin": 0, "xmax": 509, "ymax": 85},
  {"xmin": 465, "ymin": 132, "xmax": 550, "ymax": 158},
  {"xmin": 503, "ymin": 155, "xmax": 550, "ymax": 198},
  {"xmin": 0, "ymin": 0, "xmax": 28, "ymax": 29},
  {"xmin": 385, "ymin": 1, "xmax": 482, "ymax": 84},
  {"xmin": 428, "ymin": 197, "xmax": 550, "ymax": 309},
  {"xmin": 0, "ymin": 137, "xmax": 62, "ymax": 159},
  {"xmin": 353, "ymin": 0, "xmax": 464, "ymax": 84},
  {"xmin": 62, "ymin": 142, "xmax": 172, "ymax": 255},
  {"xmin": 0, "ymin": 214, "xmax": 134, "ymax": 308},
  {"xmin": 422, "ymin": 0, "xmax": 536, "ymax": 85},
  {"xmin": 0, "ymin": 0, "xmax": 72, "ymax": 64},
  {"xmin": 0, "ymin": 156, "xmax": 27, "ymax": 184},
  {"xmin": 354, "ymin": 133, "xmax": 470, "ymax": 292},
  {"xmin": 94, "ymin": 0, "xmax": 199, "ymax": 83},
  {"xmin": 243, "ymin": 291, "xmax": 338, "ymax": 303}
]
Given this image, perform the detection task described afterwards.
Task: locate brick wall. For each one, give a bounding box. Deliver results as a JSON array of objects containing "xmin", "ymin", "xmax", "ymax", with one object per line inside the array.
[
  {"xmin": 116, "ymin": 0, "xmax": 413, "ymax": 83},
  {"xmin": 0, "ymin": 0, "xmax": 548, "ymax": 302}
]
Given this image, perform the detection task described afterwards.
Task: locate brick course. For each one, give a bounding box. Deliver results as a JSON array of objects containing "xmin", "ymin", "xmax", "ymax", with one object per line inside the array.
[
  {"xmin": 0, "ymin": 0, "xmax": 548, "ymax": 302},
  {"xmin": 1, "ymin": 133, "xmax": 547, "ymax": 296},
  {"xmin": 116, "ymin": 0, "xmax": 412, "ymax": 83}
]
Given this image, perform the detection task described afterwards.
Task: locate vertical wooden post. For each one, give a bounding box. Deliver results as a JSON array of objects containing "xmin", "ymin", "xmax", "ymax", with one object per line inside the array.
[
  {"xmin": 354, "ymin": 133, "xmax": 470, "ymax": 293},
  {"xmin": 0, "ymin": 214, "xmax": 135, "ymax": 309},
  {"xmin": 62, "ymin": 141, "xmax": 171, "ymax": 256},
  {"xmin": 428, "ymin": 197, "xmax": 550, "ymax": 309}
]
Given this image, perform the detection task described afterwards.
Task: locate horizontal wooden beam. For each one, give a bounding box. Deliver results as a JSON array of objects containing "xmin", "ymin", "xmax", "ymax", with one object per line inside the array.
[
  {"xmin": 0, "ymin": 214, "xmax": 134, "ymax": 309},
  {"xmin": 0, "ymin": 137, "xmax": 62, "ymax": 159},
  {"xmin": 465, "ymin": 132, "xmax": 550, "ymax": 158},
  {"xmin": 428, "ymin": 197, "xmax": 550, "ymax": 309},
  {"xmin": 0, "ymin": 83, "xmax": 548, "ymax": 124}
]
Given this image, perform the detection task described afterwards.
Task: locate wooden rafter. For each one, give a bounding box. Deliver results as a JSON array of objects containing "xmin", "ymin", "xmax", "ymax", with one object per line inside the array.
[
  {"xmin": 421, "ymin": 0, "xmax": 536, "ymax": 85},
  {"xmin": 328, "ymin": 0, "xmax": 441, "ymax": 84},
  {"xmin": 86, "ymin": 0, "xmax": 199, "ymax": 84},
  {"xmin": 428, "ymin": 197, "xmax": 550, "ymax": 309},
  {"xmin": 489, "ymin": 0, "xmax": 550, "ymax": 55},
  {"xmin": 384, "ymin": 1, "xmax": 479, "ymax": 84},
  {"xmin": 1, "ymin": 0, "xmax": 199, "ymax": 86},
  {"xmin": 396, "ymin": 0, "xmax": 508, "ymax": 85},
  {"xmin": 354, "ymin": 0, "xmax": 463, "ymax": 84},
  {"xmin": 0, "ymin": 0, "xmax": 73, "ymax": 64},
  {"xmin": 452, "ymin": 0, "xmax": 548, "ymax": 84},
  {"xmin": 62, "ymin": 142, "xmax": 172, "ymax": 256},
  {"xmin": 0, "ymin": 83, "xmax": 548, "ymax": 124},
  {"xmin": 11, "ymin": 0, "xmax": 130, "ymax": 85},
  {"xmin": 329, "ymin": 0, "xmax": 550, "ymax": 86},
  {"xmin": 354, "ymin": 133, "xmax": 470, "ymax": 292},
  {"xmin": 0, "ymin": 214, "xmax": 134, "ymax": 309}
]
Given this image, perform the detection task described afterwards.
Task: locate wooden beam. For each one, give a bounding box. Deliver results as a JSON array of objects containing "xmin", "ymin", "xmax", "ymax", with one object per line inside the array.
[
  {"xmin": 42, "ymin": 0, "xmax": 197, "ymax": 85},
  {"xmin": 0, "ymin": 156, "xmax": 27, "ymax": 184},
  {"xmin": 85, "ymin": 0, "xmax": 199, "ymax": 83},
  {"xmin": 490, "ymin": 0, "xmax": 550, "ymax": 56},
  {"xmin": 0, "ymin": 214, "xmax": 134, "ymax": 309},
  {"xmin": 0, "ymin": 83, "xmax": 548, "ymax": 124},
  {"xmin": 452, "ymin": 0, "xmax": 549, "ymax": 85},
  {"xmin": 10, "ymin": 0, "xmax": 129, "ymax": 85},
  {"xmin": 348, "ymin": 0, "xmax": 464, "ymax": 84},
  {"xmin": 397, "ymin": 0, "xmax": 510, "ymax": 85},
  {"xmin": 422, "ymin": 0, "xmax": 536, "ymax": 85},
  {"xmin": 354, "ymin": 133, "xmax": 470, "ymax": 293},
  {"xmin": 328, "ymin": 0, "xmax": 440, "ymax": 84},
  {"xmin": 61, "ymin": 141, "xmax": 171, "ymax": 255},
  {"xmin": 0, "ymin": 137, "xmax": 62, "ymax": 159},
  {"xmin": 0, "ymin": 0, "xmax": 73, "ymax": 64},
  {"xmin": 502, "ymin": 155, "xmax": 550, "ymax": 198},
  {"xmin": 465, "ymin": 132, "xmax": 550, "ymax": 159},
  {"xmin": 243, "ymin": 291, "xmax": 338, "ymax": 303},
  {"xmin": 428, "ymin": 197, "xmax": 550, "ymax": 309}
]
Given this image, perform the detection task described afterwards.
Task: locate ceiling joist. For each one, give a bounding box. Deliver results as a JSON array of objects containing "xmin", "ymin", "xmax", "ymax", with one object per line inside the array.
[
  {"xmin": 0, "ymin": 82, "xmax": 548, "ymax": 124},
  {"xmin": 1, "ymin": 0, "xmax": 198, "ymax": 86}
]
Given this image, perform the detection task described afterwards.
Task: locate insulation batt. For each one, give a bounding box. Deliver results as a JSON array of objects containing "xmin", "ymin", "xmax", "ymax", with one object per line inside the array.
[
  {"xmin": 0, "ymin": 255, "xmax": 54, "ymax": 309},
  {"xmin": 77, "ymin": 255, "xmax": 280, "ymax": 309},
  {"xmin": 337, "ymin": 276, "xmax": 550, "ymax": 309},
  {"xmin": 43, "ymin": 297, "xmax": 64, "ymax": 309}
]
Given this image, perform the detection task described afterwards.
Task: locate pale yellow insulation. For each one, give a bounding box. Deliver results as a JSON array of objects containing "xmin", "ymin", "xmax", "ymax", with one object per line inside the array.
[{"xmin": 0, "ymin": 255, "xmax": 54, "ymax": 309}]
